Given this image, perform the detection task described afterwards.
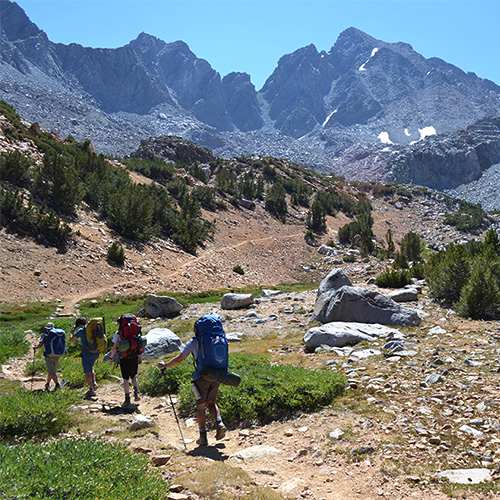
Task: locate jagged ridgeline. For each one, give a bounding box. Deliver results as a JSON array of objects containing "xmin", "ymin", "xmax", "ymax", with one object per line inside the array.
[{"xmin": 0, "ymin": 101, "xmax": 385, "ymax": 254}]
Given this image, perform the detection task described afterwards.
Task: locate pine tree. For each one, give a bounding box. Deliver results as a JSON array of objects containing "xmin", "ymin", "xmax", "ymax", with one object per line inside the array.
[{"xmin": 456, "ymin": 256, "xmax": 500, "ymax": 319}]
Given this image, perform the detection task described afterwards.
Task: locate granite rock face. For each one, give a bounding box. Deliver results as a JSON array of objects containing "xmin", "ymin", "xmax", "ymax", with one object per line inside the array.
[
  {"xmin": 131, "ymin": 135, "xmax": 215, "ymax": 165},
  {"xmin": 3, "ymin": 1, "xmax": 500, "ymax": 206}
]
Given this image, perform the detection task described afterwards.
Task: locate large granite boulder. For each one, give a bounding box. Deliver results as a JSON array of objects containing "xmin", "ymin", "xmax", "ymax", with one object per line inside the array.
[
  {"xmin": 304, "ymin": 322, "xmax": 399, "ymax": 351},
  {"xmin": 313, "ymin": 268, "xmax": 352, "ymax": 320},
  {"xmin": 145, "ymin": 294, "xmax": 183, "ymax": 318},
  {"xmin": 387, "ymin": 286, "xmax": 419, "ymax": 302},
  {"xmin": 142, "ymin": 328, "xmax": 183, "ymax": 360},
  {"xmin": 221, "ymin": 293, "xmax": 255, "ymax": 310},
  {"xmin": 313, "ymin": 284, "xmax": 421, "ymax": 326}
]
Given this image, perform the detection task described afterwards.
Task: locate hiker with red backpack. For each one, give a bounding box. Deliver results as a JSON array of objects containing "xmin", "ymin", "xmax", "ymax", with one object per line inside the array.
[
  {"xmin": 70, "ymin": 317, "xmax": 100, "ymax": 400},
  {"xmin": 109, "ymin": 313, "xmax": 143, "ymax": 407},
  {"xmin": 158, "ymin": 314, "xmax": 228, "ymax": 447},
  {"xmin": 34, "ymin": 322, "xmax": 66, "ymax": 392}
]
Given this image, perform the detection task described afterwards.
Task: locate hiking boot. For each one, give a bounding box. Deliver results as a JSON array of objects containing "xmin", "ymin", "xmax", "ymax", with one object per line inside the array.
[
  {"xmin": 93, "ymin": 382, "xmax": 98, "ymax": 391},
  {"xmin": 196, "ymin": 433, "xmax": 208, "ymax": 446},
  {"xmin": 215, "ymin": 423, "xmax": 227, "ymax": 440},
  {"xmin": 122, "ymin": 395, "xmax": 131, "ymax": 407},
  {"xmin": 84, "ymin": 389, "xmax": 96, "ymax": 400},
  {"xmin": 44, "ymin": 383, "xmax": 50, "ymax": 392},
  {"xmin": 54, "ymin": 383, "xmax": 62, "ymax": 391},
  {"xmin": 133, "ymin": 388, "xmax": 140, "ymax": 401}
]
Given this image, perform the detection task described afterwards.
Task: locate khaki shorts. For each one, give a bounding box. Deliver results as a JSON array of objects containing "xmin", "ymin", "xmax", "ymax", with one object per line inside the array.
[
  {"xmin": 193, "ymin": 378, "xmax": 220, "ymax": 405},
  {"xmin": 45, "ymin": 354, "xmax": 63, "ymax": 374}
]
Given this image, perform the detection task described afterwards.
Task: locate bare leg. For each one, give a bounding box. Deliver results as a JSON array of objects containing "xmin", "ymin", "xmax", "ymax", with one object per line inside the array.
[
  {"xmin": 131, "ymin": 376, "xmax": 138, "ymax": 390},
  {"xmin": 206, "ymin": 400, "xmax": 221, "ymax": 421},
  {"xmin": 196, "ymin": 403, "xmax": 207, "ymax": 428},
  {"xmin": 84, "ymin": 372, "xmax": 95, "ymax": 390}
]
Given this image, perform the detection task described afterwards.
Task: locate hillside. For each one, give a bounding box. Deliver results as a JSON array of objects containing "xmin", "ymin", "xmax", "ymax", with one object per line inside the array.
[{"xmin": 1, "ymin": 103, "xmax": 495, "ymax": 311}]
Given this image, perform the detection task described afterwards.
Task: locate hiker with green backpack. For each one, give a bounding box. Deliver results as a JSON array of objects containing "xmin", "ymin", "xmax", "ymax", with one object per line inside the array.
[
  {"xmin": 70, "ymin": 317, "xmax": 106, "ymax": 400},
  {"xmin": 158, "ymin": 315, "xmax": 229, "ymax": 447}
]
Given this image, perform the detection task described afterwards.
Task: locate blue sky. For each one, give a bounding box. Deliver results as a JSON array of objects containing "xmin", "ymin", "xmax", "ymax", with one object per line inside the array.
[{"xmin": 12, "ymin": 0, "xmax": 500, "ymax": 91}]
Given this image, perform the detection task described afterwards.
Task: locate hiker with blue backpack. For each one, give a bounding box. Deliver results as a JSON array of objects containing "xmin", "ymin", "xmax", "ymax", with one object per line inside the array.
[
  {"xmin": 34, "ymin": 322, "xmax": 66, "ymax": 392},
  {"xmin": 158, "ymin": 315, "xmax": 228, "ymax": 447}
]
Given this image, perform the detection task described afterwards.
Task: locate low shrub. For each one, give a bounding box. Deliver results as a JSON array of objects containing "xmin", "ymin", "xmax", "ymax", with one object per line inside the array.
[
  {"xmin": 233, "ymin": 265, "xmax": 245, "ymax": 275},
  {"xmin": 444, "ymin": 203, "xmax": 487, "ymax": 232},
  {"xmin": 392, "ymin": 250, "xmax": 408, "ymax": 269},
  {"xmin": 139, "ymin": 361, "xmax": 192, "ymax": 396},
  {"xmin": 0, "ymin": 437, "xmax": 168, "ymax": 499},
  {"xmin": 455, "ymin": 256, "xmax": 500, "ymax": 319},
  {"xmin": 107, "ymin": 241, "xmax": 125, "ymax": 266},
  {"xmin": 0, "ymin": 328, "xmax": 30, "ymax": 364},
  {"xmin": 59, "ymin": 356, "xmax": 118, "ymax": 388},
  {"xmin": 374, "ymin": 269, "xmax": 411, "ymax": 289},
  {"xmin": 25, "ymin": 355, "xmax": 118, "ymax": 387},
  {"xmin": 0, "ymin": 389, "xmax": 81, "ymax": 438},
  {"xmin": 142, "ymin": 354, "xmax": 346, "ymax": 427},
  {"xmin": 400, "ymin": 231, "xmax": 423, "ymax": 261},
  {"xmin": 425, "ymin": 244, "xmax": 471, "ymax": 306},
  {"xmin": 343, "ymin": 253, "xmax": 357, "ymax": 263}
]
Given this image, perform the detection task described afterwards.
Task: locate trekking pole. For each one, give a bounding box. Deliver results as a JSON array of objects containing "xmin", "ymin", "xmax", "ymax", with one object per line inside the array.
[
  {"xmin": 160, "ymin": 368, "xmax": 187, "ymax": 450},
  {"xmin": 30, "ymin": 345, "xmax": 37, "ymax": 391}
]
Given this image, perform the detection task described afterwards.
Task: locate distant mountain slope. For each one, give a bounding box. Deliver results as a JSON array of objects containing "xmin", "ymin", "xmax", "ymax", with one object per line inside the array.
[
  {"xmin": 2, "ymin": 103, "xmax": 495, "ymax": 304},
  {"xmin": 330, "ymin": 115, "xmax": 500, "ymax": 209},
  {"xmin": 2, "ymin": 0, "xmax": 500, "ymax": 191}
]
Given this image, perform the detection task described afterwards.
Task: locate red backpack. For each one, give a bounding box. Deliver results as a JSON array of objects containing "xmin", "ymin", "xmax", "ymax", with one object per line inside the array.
[{"xmin": 117, "ymin": 313, "xmax": 143, "ymax": 358}]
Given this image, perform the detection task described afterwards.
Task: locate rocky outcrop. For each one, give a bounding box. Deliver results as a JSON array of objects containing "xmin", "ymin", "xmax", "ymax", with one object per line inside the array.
[
  {"xmin": 388, "ymin": 117, "xmax": 500, "ymax": 190},
  {"xmin": 313, "ymin": 268, "xmax": 352, "ymax": 321},
  {"xmin": 387, "ymin": 286, "xmax": 419, "ymax": 302},
  {"xmin": 142, "ymin": 328, "xmax": 183, "ymax": 360},
  {"xmin": 221, "ymin": 293, "xmax": 255, "ymax": 310},
  {"xmin": 313, "ymin": 269, "xmax": 421, "ymax": 326},
  {"xmin": 144, "ymin": 294, "xmax": 183, "ymax": 318},
  {"xmin": 131, "ymin": 136, "xmax": 215, "ymax": 165},
  {"xmin": 222, "ymin": 72, "xmax": 263, "ymax": 131},
  {"xmin": 303, "ymin": 322, "xmax": 399, "ymax": 351},
  {"xmin": 314, "ymin": 285, "xmax": 422, "ymax": 326}
]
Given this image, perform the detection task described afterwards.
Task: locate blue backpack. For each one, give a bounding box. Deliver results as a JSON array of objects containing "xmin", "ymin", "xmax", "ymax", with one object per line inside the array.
[
  {"xmin": 193, "ymin": 315, "xmax": 228, "ymax": 382},
  {"xmin": 46, "ymin": 328, "xmax": 67, "ymax": 356}
]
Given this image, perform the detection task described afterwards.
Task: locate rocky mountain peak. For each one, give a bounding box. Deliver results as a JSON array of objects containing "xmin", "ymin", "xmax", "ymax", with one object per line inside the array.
[
  {"xmin": 128, "ymin": 32, "xmax": 166, "ymax": 52},
  {"xmin": 2, "ymin": 0, "xmax": 500, "ymax": 206},
  {"xmin": 0, "ymin": 0, "xmax": 44, "ymax": 42}
]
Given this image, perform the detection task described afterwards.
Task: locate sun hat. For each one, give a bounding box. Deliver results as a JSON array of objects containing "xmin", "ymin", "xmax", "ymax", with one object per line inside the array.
[{"xmin": 44, "ymin": 322, "xmax": 54, "ymax": 329}]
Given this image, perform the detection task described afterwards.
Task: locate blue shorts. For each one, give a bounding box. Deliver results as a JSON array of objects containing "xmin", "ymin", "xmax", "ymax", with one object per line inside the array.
[{"xmin": 81, "ymin": 351, "xmax": 100, "ymax": 373}]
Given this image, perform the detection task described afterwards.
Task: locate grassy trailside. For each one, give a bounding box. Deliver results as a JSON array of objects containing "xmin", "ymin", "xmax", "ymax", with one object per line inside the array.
[{"xmin": 0, "ymin": 285, "xmax": 347, "ymax": 500}]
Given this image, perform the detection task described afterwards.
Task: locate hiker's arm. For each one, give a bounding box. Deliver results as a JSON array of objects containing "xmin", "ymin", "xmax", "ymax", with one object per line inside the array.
[
  {"xmin": 158, "ymin": 352, "xmax": 187, "ymax": 370},
  {"xmin": 109, "ymin": 341, "xmax": 119, "ymax": 364},
  {"xmin": 69, "ymin": 326, "xmax": 78, "ymax": 342},
  {"xmin": 34, "ymin": 335, "xmax": 46, "ymax": 350}
]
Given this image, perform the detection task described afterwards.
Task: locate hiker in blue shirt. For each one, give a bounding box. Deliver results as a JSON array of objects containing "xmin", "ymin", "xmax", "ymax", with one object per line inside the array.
[
  {"xmin": 34, "ymin": 322, "xmax": 66, "ymax": 392},
  {"xmin": 158, "ymin": 317, "xmax": 227, "ymax": 447},
  {"xmin": 70, "ymin": 317, "xmax": 99, "ymax": 400}
]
